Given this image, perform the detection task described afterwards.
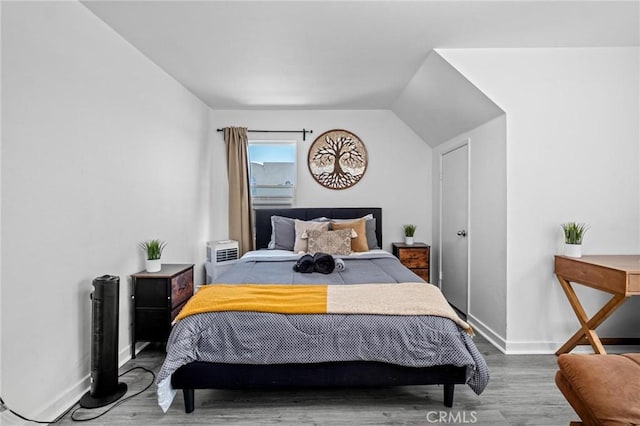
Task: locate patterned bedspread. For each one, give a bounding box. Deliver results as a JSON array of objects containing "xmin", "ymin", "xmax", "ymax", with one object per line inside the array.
[{"xmin": 156, "ymin": 251, "xmax": 489, "ymax": 412}]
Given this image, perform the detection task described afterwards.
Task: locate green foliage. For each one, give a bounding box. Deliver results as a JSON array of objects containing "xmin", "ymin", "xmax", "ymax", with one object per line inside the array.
[
  {"xmin": 561, "ymin": 222, "xmax": 589, "ymax": 245},
  {"xmin": 402, "ymin": 224, "xmax": 416, "ymax": 237},
  {"xmin": 138, "ymin": 239, "xmax": 167, "ymax": 260}
]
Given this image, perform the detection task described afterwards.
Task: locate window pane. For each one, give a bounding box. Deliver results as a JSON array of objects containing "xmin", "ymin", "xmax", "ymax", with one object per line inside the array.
[{"xmin": 248, "ymin": 141, "xmax": 296, "ymax": 208}]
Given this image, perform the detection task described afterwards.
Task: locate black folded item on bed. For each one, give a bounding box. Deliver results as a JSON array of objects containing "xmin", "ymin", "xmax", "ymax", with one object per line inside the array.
[
  {"xmin": 313, "ymin": 252, "xmax": 335, "ymax": 274},
  {"xmin": 293, "ymin": 254, "xmax": 315, "ymax": 273},
  {"xmin": 292, "ymin": 253, "xmax": 336, "ymax": 274}
]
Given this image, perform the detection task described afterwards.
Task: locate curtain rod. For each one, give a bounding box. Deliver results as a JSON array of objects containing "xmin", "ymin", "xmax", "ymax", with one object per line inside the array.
[{"xmin": 216, "ymin": 128, "xmax": 313, "ymax": 141}]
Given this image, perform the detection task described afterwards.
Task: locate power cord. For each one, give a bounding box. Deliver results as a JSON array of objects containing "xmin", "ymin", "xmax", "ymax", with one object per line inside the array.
[
  {"xmin": 70, "ymin": 367, "xmax": 155, "ymax": 422},
  {"xmin": 0, "ymin": 395, "xmax": 65, "ymax": 424},
  {"xmin": 0, "ymin": 366, "xmax": 155, "ymax": 423}
]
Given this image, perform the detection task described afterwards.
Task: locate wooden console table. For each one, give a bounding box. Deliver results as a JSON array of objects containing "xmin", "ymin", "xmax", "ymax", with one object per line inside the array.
[{"xmin": 554, "ymin": 255, "xmax": 640, "ymax": 355}]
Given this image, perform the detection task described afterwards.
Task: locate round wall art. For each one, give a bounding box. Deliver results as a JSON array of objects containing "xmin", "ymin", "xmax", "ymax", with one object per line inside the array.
[{"xmin": 307, "ymin": 129, "xmax": 368, "ymax": 190}]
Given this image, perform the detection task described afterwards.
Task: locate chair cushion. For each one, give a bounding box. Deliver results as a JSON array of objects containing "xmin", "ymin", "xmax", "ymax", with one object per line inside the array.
[{"xmin": 556, "ymin": 353, "xmax": 640, "ymax": 425}]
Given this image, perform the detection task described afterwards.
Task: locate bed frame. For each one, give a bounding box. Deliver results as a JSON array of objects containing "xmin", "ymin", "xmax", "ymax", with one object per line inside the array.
[{"xmin": 170, "ymin": 207, "xmax": 468, "ymax": 413}]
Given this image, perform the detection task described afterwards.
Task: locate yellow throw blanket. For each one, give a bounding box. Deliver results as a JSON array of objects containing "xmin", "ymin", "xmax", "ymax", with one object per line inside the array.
[{"xmin": 175, "ymin": 282, "xmax": 472, "ymax": 334}]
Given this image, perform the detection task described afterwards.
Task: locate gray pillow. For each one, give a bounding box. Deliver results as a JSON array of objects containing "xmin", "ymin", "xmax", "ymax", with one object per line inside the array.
[
  {"xmin": 330, "ymin": 214, "xmax": 379, "ymax": 249},
  {"xmin": 268, "ymin": 216, "xmax": 296, "ymax": 250},
  {"xmin": 268, "ymin": 216, "xmax": 330, "ymax": 251}
]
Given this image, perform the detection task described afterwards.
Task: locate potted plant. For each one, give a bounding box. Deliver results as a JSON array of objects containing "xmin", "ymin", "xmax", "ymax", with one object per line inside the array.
[
  {"xmin": 561, "ymin": 222, "xmax": 589, "ymax": 258},
  {"xmin": 402, "ymin": 224, "xmax": 416, "ymax": 245},
  {"xmin": 139, "ymin": 239, "xmax": 167, "ymax": 272}
]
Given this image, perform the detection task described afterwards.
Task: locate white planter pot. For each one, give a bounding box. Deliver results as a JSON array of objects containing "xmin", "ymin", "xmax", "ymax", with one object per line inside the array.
[
  {"xmin": 564, "ymin": 244, "xmax": 582, "ymax": 258},
  {"xmin": 145, "ymin": 259, "xmax": 161, "ymax": 272},
  {"xmin": 404, "ymin": 236, "xmax": 414, "ymax": 245}
]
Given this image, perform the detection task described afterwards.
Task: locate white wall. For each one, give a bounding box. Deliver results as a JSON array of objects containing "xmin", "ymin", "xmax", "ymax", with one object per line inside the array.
[
  {"xmin": 210, "ymin": 110, "xmax": 432, "ymax": 253},
  {"xmin": 1, "ymin": 2, "xmax": 211, "ymax": 419},
  {"xmin": 0, "ymin": 0, "xmax": 4, "ymax": 405},
  {"xmin": 439, "ymin": 47, "xmax": 640, "ymax": 353},
  {"xmin": 432, "ymin": 115, "xmax": 508, "ymax": 349}
]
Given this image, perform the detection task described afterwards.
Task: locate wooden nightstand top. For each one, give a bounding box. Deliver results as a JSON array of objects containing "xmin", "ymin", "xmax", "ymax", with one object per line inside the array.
[
  {"xmin": 131, "ymin": 263, "xmax": 194, "ymax": 278},
  {"xmin": 392, "ymin": 242, "xmax": 430, "ymax": 249}
]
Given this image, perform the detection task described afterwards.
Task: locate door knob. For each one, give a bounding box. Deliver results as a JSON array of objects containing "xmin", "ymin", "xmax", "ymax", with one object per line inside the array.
[{"xmin": 457, "ymin": 230, "xmax": 467, "ymax": 237}]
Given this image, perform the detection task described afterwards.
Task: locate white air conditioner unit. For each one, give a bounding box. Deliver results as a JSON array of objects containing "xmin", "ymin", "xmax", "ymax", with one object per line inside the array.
[{"xmin": 205, "ymin": 240, "xmax": 239, "ymax": 282}]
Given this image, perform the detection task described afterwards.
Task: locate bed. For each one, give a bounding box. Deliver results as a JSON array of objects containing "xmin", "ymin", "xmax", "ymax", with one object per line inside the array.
[{"xmin": 156, "ymin": 207, "xmax": 489, "ymax": 413}]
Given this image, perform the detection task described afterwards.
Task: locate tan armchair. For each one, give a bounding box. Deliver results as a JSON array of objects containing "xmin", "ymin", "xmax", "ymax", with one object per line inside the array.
[{"xmin": 555, "ymin": 353, "xmax": 640, "ymax": 425}]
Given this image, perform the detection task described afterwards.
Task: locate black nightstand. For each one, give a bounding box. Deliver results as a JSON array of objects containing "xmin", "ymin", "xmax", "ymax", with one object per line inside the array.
[
  {"xmin": 392, "ymin": 242, "xmax": 430, "ymax": 282},
  {"xmin": 130, "ymin": 264, "xmax": 194, "ymax": 358}
]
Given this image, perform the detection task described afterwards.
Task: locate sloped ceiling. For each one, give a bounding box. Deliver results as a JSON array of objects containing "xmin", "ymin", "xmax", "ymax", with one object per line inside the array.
[
  {"xmin": 392, "ymin": 51, "xmax": 504, "ymax": 147},
  {"xmin": 81, "ymin": 1, "xmax": 639, "ymax": 144},
  {"xmin": 82, "ymin": 1, "xmax": 639, "ymax": 110}
]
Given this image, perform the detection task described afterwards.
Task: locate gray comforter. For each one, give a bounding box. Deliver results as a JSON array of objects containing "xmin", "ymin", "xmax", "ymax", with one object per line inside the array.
[
  {"xmin": 156, "ymin": 251, "xmax": 489, "ymax": 411},
  {"xmin": 215, "ymin": 250, "xmax": 426, "ymax": 284}
]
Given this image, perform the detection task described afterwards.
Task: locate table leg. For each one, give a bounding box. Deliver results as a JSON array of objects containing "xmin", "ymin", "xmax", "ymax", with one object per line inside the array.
[{"xmin": 556, "ymin": 274, "xmax": 628, "ymax": 355}]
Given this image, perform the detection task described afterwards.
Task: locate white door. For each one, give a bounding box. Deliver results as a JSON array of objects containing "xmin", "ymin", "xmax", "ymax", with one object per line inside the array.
[{"xmin": 440, "ymin": 144, "xmax": 469, "ymax": 314}]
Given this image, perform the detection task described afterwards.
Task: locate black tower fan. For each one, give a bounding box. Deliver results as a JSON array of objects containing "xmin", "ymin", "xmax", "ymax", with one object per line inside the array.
[{"xmin": 79, "ymin": 275, "xmax": 127, "ymax": 408}]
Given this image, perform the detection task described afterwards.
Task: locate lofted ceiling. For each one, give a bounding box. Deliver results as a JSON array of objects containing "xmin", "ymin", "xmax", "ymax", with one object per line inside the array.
[
  {"xmin": 392, "ymin": 50, "xmax": 505, "ymax": 146},
  {"xmin": 82, "ymin": 1, "xmax": 639, "ymax": 111}
]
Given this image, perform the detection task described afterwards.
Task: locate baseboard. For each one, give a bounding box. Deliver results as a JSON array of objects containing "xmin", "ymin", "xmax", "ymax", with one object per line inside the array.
[
  {"xmin": 503, "ymin": 340, "xmax": 563, "ymax": 354},
  {"xmin": 25, "ymin": 370, "xmax": 90, "ymax": 425},
  {"xmin": 27, "ymin": 342, "xmax": 147, "ymax": 423},
  {"xmin": 483, "ymin": 335, "xmax": 640, "ymax": 355},
  {"xmin": 499, "ymin": 340, "xmax": 640, "ymax": 354},
  {"xmin": 467, "ymin": 313, "xmax": 507, "ymax": 353},
  {"xmin": 0, "ymin": 376, "xmax": 85, "ymax": 425},
  {"xmin": 120, "ymin": 341, "xmax": 149, "ymax": 366},
  {"xmin": 468, "ymin": 320, "xmax": 578, "ymax": 354},
  {"xmin": 465, "ymin": 314, "xmax": 621, "ymax": 354},
  {"xmin": 1, "ymin": 410, "xmax": 27, "ymax": 426}
]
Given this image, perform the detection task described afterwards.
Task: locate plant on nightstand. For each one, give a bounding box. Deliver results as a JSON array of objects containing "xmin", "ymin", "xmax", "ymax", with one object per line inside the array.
[
  {"xmin": 402, "ymin": 224, "xmax": 416, "ymax": 245},
  {"xmin": 139, "ymin": 239, "xmax": 167, "ymax": 272},
  {"xmin": 561, "ymin": 222, "xmax": 589, "ymax": 258}
]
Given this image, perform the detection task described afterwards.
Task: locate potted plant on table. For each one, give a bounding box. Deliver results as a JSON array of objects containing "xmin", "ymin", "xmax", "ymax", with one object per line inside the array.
[
  {"xmin": 139, "ymin": 239, "xmax": 167, "ymax": 272},
  {"xmin": 402, "ymin": 224, "xmax": 416, "ymax": 245},
  {"xmin": 561, "ymin": 222, "xmax": 589, "ymax": 258}
]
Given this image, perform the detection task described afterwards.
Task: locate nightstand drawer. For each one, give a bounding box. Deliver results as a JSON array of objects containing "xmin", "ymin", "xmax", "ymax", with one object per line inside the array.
[
  {"xmin": 171, "ymin": 299, "xmax": 189, "ymax": 322},
  {"xmin": 135, "ymin": 308, "xmax": 171, "ymax": 341},
  {"xmin": 171, "ymin": 268, "xmax": 193, "ymax": 308},
  {"xmin": 134, "ymin": 278, "xmax": 167, "ymax": 308},
  {"xmin": 398, "ymin": 249, "xmax": 428, "ymax": 268},
  {"xmin": 412, "ymin": 268, "xmax": 429, "ymax": 281},
  {"xmin": 392, "ymin": 243, "xmax": 431, "ymax": 283}
]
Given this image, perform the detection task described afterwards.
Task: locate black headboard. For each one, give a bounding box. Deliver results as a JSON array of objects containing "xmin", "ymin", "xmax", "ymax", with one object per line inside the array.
[{"xmin": 254, "ymin": 207, "xmax": 382, "ymax": 250}]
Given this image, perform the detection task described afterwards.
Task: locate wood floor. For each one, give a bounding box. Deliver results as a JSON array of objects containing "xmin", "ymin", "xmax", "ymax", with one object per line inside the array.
[{"xmin": 53, "ymin": 335, "xmax": 577, "ymax": 425}]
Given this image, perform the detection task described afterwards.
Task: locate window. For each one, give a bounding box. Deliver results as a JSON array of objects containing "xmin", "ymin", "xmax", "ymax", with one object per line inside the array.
[{"xmin": 248, "ymin": 140, "xmax": 296, "ymax": 208}]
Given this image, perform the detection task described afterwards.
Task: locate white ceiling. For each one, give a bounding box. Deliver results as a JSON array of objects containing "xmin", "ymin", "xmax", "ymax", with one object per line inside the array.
[{"xmin": 83, "ymin": 1, "xmax": 639, "ymax": 111}]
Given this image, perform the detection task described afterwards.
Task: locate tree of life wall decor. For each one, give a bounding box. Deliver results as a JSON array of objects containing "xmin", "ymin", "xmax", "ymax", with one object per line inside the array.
[{"xmin": 307, "ymin": 129, "xmax": 368, "ymax": 190}]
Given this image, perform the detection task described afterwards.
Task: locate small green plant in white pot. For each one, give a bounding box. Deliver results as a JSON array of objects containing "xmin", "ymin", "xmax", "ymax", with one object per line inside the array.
[
  {"xmin": 561, "ymin": 222, "xmax": 589, "ymax": 258},
  {"xmin": 402, "ymin": 224, "xmax": 416, "ymax": 245},
  {"xmin": 139, "ymin": 239, "xmax": 167, "ymax": 272}
]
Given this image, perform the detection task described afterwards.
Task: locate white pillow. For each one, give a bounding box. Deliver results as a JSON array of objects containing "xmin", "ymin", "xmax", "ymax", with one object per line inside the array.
[{"xmin": 293, "ymin": 219, "xmax": 330, "ymax": 253}]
